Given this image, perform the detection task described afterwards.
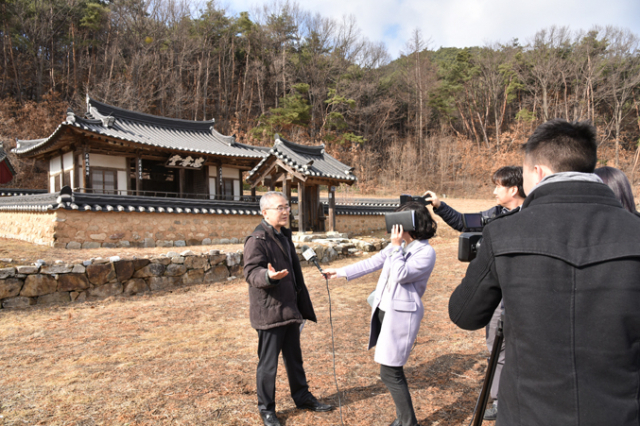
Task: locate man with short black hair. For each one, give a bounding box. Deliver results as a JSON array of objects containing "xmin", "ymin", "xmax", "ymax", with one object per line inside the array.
[
  {"xmin": 244, "ymin": 192, "xmax": 333, "ymax": 426},
  {"xmin": 425, "ymin": 165, "xmax": 525, "ymax": 420},
  {"xmin": 449, "ymin": 119, "xmax": 640, "ymax": 426}
]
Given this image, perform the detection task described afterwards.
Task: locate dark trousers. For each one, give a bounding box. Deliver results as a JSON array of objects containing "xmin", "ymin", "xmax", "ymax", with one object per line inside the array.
[
  {"xmin": 256, "ymin": 322, "xmax": 311, "ymax": 413},
  {"xmin": 377, "ymin": 309, "xmax": 418, "ymax": 426}
]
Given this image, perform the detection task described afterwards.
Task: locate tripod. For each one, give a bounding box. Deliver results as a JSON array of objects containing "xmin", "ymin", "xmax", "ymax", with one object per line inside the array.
[{"xmin": 470, "ymin": 312, "xmax": 504, "ymax": 426}]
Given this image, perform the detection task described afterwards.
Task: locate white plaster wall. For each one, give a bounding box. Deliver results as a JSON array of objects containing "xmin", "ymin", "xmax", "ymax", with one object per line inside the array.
[
  {"xmin": 90, "ymin": 154, "xmax": 126, "ymax": 169},
  {"xmin": 221, "ymin": 166, "xmax": 239, "ymax": 179},
  {"xmin": 50, "ymin": 156, "xmax": 61, "ymax": 174},
  {"xmin": 117, "ymin": 170, "xmax": 128, "ymax": 192},
  {"xmin": 209, "ymin": 178, "xmax": 217, "ymax": 198},
  {"xmin": 63, "ymin": 152, "xmax": 74, "ymax": 170},
  {"xmin": 233, "ymin": 180, "xmax": 241, "ymax": 200}
]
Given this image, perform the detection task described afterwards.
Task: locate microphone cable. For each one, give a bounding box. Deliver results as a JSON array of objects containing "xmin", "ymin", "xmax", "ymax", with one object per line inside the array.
[{"xmin": 323, "ymin": 272, "xmax": 345, "ymax": 426}]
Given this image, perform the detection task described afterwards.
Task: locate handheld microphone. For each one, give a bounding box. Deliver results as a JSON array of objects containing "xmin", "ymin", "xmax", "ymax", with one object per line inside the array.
[{"xmin": 302, "ymin": 246, "xmax": 325, "ymax": 276}]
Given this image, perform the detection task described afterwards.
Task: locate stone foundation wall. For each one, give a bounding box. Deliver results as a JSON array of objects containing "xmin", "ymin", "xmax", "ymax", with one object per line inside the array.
[
  {"xmin": 0, "ymin": 210, "xmax": 386, "ymax": 249},
  {"xmin": 0, "ymin": 212, "xmax": 56, "ymax": 245},
  {"xmin": 335, "ymin": 215, "xmax": 386, "ymax": 235},
  {"xmin": 53, "ymin": 210, "xmax": 262, "ymax": 249},
  {"xmin": 0, "ymin": 249, "xmax": 242, "ymax": 308}
]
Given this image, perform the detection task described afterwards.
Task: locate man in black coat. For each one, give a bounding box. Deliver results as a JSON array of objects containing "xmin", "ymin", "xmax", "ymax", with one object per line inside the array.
[
  {"xmin": 244, "ymin": 191, "xmax": 333, "ymax": 426},
  {"xmin": 425, "ymin": 166, "xmax": 525, "ymax": 420},
  {"xmin": 449, "ymin": 119, "xmax": 640, "ymax": 426}
]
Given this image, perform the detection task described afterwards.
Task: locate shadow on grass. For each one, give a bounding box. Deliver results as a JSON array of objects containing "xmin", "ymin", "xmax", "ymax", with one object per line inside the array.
[{"xmin": 277, "ymin": 352, "xmax": 483, "ymax": 424}]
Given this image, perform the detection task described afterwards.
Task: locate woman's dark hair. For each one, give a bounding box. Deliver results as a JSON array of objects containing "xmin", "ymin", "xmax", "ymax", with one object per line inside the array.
[
  {"xmin": 395, "ymin": 201, "xmax": 437, "ymax": 240},
  {"xmin": 594, "ymin": 166, "xmax": 637, "ymax": 213}
]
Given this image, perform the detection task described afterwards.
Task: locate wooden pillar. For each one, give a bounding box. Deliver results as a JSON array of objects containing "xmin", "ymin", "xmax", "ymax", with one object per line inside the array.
[
  {"xmin": 282, "ymin": 173, "xmax": 290, "ymax": 228},
  {"xmin": 179, "ymin": 168, "xmax": 185, "ymax": 198},
  {"xmin": 204, "ymin": 162, "xmax": 210, "ymax": 199},
  {"xmin": 282, "ymin": 173, "xmax": 290, "ymax": 203},
  {"xmin": 251, "ymin": 187, "xmax": 256, "ymax": 202},
  {"xmin": 82, "ymin": 145, "xmax": 89, "ymax": 192},
  {"xmin": 59, "ymin": 151, "xmax": 64, "ymax": 190},
  {"xmin": 298, "ymin": 180, "xmax": 306, "ymax": 233},
  {"xmin": 217, "ymin": 163, "xmax": 222, "ymax": 200},
  {"xmin": 135, "ymin": 154, "xmax": 141, "ymax": 196},
  {"xmin": 328, "ymin": 185, "xmax": 336, "ymax": 232}
]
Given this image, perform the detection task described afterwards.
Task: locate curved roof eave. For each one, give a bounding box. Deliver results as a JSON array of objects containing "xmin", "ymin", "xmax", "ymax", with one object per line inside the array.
[
  {"xmin": 87, "ymin": 97, "xmax": 216, "ymax": 131},
  {"xmin": 14, "ymin": 120, "xmax": 268, "ymax": 160}
]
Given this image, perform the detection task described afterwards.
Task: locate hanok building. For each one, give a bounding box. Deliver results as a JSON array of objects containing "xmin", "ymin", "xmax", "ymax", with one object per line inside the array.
[
  {"xmin": 1, "ymin": 97, "xmax": 391, "ymax": 248},
  {"xmin": 0, "ymin": 144, "xmax": 16, "ymax": 184},
  {"xmin": 14, "ymin": 97, "xmax": 268, "ymax": 200}
]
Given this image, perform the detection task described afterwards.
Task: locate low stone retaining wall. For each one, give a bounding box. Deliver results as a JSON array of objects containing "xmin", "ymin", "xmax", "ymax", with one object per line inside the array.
[
  {"xmin": 0, "ymin": 234, "xmax": 390, "ymax": 309},
  {"xmin": 0, "ymin": 249, "xmax": 242, "ymax": 309}
]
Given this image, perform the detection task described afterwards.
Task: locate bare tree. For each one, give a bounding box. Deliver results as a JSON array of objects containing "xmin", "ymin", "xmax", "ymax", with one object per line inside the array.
[{"xmin": 600, "ymin": 26, "xmax": 640, "ymax": 166}]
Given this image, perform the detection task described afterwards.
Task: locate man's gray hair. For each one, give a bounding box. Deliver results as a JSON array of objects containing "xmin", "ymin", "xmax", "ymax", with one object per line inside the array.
[{"xmin": 260, "ymin": 191, "xmax": 287, "ymax": 211}]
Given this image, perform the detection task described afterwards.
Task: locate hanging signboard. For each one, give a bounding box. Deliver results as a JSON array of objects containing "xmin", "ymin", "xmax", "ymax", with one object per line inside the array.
[{"xmin": 164, "ymin": 155, "xmax": 205, "ymax": 169}]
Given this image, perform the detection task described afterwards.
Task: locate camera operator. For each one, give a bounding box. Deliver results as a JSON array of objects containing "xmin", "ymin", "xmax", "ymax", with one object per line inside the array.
[
  {"xmin": 424, "ymin": 166, "xmax": 525, "ymax": 420},
  {"xmin": 449, "ymin": 119, "xmax": 640, "ymax": 426},
  {"xmin": 423, "ymin": 166, "xmax": 525, "ymax": 230}
]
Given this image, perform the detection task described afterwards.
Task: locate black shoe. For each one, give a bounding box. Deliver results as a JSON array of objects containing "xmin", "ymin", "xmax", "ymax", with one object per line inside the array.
[
  {"xmin": 483, "ymin": 400, "xmax": 498, "ymax": 421},
  {"xmin": 389, "ymin": 420, "xmax": 401, "ymax": 426},
  {"xmin": 297, "ymin": 396, "xmax": 334, "ymax": 412},
  {"xmin": 260, "ymin": 411, "xmax": 281, "ymax": 426}
]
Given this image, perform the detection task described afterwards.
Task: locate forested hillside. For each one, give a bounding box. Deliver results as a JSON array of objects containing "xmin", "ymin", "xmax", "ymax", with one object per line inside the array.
[{"xmin": 1, "ymin": 0, "xmax": 639, "ymax": 194}]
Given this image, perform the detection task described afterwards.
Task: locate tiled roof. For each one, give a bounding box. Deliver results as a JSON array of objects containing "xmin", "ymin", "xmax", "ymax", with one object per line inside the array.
[
  {"xmin": 14, "ymin": 97, "xmax": 270, "ymax": 159},
  {"xmin": 289, "ymin": 196, "xmax": 398, "ymax": 215},
  {"xmin": 247, "ymin": 135, "xmax": 357, "ymax": 184},
  {"xmin": 0, "ymin": 189, "xmax": 263, "ymax": 215},
  {"xmin": 0, "ymin": 190, "xmax": 395, "ymax": 216},
  {"xmin": 0, "ymin": 188, "xmax": 47, "ymax": 197}
]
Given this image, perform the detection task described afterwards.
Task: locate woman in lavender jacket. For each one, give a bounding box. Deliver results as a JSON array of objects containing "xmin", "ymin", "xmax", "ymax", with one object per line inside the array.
[{"xmin": 324, "ymin": 202, "xmax": 437, "ymax": 426}]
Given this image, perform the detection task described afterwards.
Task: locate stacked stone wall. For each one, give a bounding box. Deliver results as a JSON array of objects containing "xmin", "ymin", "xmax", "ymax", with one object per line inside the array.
[
  {"xmin": 0, "ymin": 234, "xmax": 389, "ymax": 309},
  {"xmin": 0, "ymin": 250, "xmax": 242, "ymax": 308}
]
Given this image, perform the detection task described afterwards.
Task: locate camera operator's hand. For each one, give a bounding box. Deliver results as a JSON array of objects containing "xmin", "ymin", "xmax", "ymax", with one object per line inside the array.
[{"xmin": 423, "ymin": 190, "xmax": 441, "ymax": 209}]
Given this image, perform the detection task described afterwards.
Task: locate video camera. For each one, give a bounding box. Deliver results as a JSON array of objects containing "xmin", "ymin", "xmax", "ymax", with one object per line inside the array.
[
  {"xmin": 458, "ymin": 213, "xmax": 490, "ymax": 262},
  {"xmin": 384, "ymin": 195, "xmax": 433, "ymax": 233},
  {"xmin": 400, "ymin": 194, "xmax": 431, "ymax": 207}
]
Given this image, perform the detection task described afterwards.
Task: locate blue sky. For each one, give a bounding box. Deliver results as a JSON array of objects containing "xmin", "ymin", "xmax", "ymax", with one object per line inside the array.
[{"xmin": 221, "ymin": 0, "xmax": 640, "ymax": 59}]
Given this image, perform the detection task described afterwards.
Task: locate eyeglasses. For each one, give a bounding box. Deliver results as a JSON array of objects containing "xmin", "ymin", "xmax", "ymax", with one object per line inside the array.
[{"xmin": 266, "ymin": 205, "xmax": 291, "ymax": 213}]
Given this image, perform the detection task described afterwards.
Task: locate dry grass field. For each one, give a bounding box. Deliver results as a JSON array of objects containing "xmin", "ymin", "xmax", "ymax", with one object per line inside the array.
[{"xmin": 0, "ymin": 198, "xmax": 495, "ymax": 426}]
